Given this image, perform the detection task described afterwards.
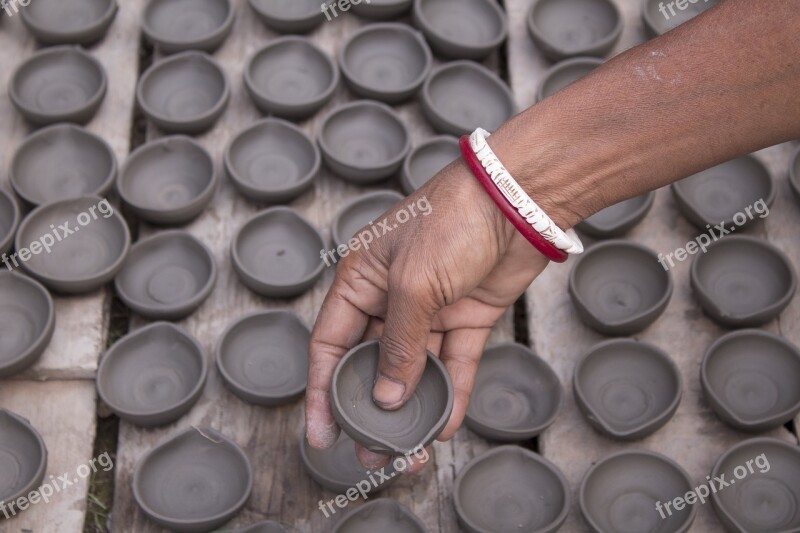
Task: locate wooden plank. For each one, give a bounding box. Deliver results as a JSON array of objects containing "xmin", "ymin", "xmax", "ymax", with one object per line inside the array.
[
  {"xmin": 110, "ymin": 4, "xmax": 511, "ymax": 532},
  {"xmin": 0, "ymin": 1, "xmax": 143, "ymax": 380},
  {"xmin": 0, "ymin": 380, "xmax": 97, "ymax": 533}
]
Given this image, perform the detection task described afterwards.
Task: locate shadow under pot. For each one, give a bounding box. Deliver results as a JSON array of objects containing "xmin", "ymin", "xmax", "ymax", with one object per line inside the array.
[
  {"xmin": 421, "ymin": 61, "xmax": 515, "ymax": 137},
  {"xmin": 15, "ymin": 196, "xmax": 131, "ymax": 294},
  {"xmin": 690, "ymin": 235, "xmax": 796, "ymax": 328},
  {"xmin": 536, "ymin": 56, "xmax": 603, "ymax": 102},
  {"xmin": 300, "ymin": 431, "xmax": 398, "ymax": 494},
  {"xmin": 142, "ymin": 0, "xmax": 234, "ymax": 54},
  {"xmin": 0, "ymin": 409, "xmax": 48, "ymax": 517},
  {"xmin": 454, "ymin": 445, "xmax": 569, "ymax": 533},
  {"xmin": 247, "ymin": 0, "xmax": 324, "ymax": 34},
  {"xmin": 671, "ymin": 154, "xmax": 774, "ymax": 230},
  {"xmin": 10, "ymin": 124, "xmax": 117, "ymax": 207},
  {"xmin": 527, "ymin": 0, "xmax": 623, "ymax": 61},
  {"xmin": 412, "ymin": 0, "xmax": 508, "ymax": 60},
  {"xmin": 574, "ymin": 338, "xmax": 681, "ymax": 440},
  {"xmin": 0, "ymin": 272, "xmax": 55, "ymax": 378},
  {"xmin": 0, "ymin": 188, "xmax": 20, "ymax": 255},
  {"xmin": 333, "ymin": 499, "xmax": 427, "ymax": 533},
  {"xmin": 331, "ymin": 190, "xmax": 405, "ymax": 249},
  {"xmin": 710, "ymin": 438, "xmax": 800, "ymax": 533},
  {"xmin": 642, "ymin": 0, "xmax": 720, "ymax": 37},
  {"xmin": 789, "ymin": 144, "xmax": 800, "ymax": 204},
  {"xmin": 133, "ymin": 427, "xmax": 252, "ymax": 533},
  {"xmin": 114, "ymin": 231, "xmax": 217, "ymax": 320},
  {"xmin": 216, "ymin": 310, "xmax": 309, "ymax": 406},
  {"xmin": 137, "ymin": 51, "xmax": 230, "ymax": 135},
  {"xmin": 231, "ymin": 522, "xmax": 287, "ymax": 533},
  {"xmin": 702, "ymin": 329, "xmax": 800, "ymax": 432},
  {"xmin": 96, "ymin": 322, "xmax": 207, "ymax": 426},
  {"xmin": 576, "ymin": 191, "xmax": 655, "ymax": 239},
  {"xmin": 569, "ymin": 240, "xmax": 673, "ymax": 336},
  {"xmin": 231, "ymin": 207, "xmax": 326, "ymax": 298},
  {"xmin": 224, "ymin": 118, "xmax": 320, "ymax": 204},
  {"xmin": 465, "ymin": 343, "xmax": 562, "ymax": 441},
  {"xmin": 331, "ymin": 340, "xmax": 453, "ymax": 455},
  {"xmin": 580, "ymin": 450, "xmax": 696, "ymax": 533},
  {"xmin": 118, "ymin": 136, "xmax": 217, "ymax": 225},
  {"xmin": 340, "ymin": 23, "xmax": 432, "ymax": 104},
  {"xmin": 20, "ymin": 0, "xmax": 118, "ymax": 45},
  {"xmin": 351, "ymin": 0, "xmax": 412, "ymax": 20},
  {"xmin": 401, "ymin": 135, "xmax": 459, "ymax": 195},
  {"xmin": 319, "ymin": 100, "xmax": 411, "ymax": 184},
  {"xmin": 244, "ymin": 36, "xmax": 338, "ymax": 120},
  {"xmin": 9, "ymin": 45, "xmax": 107, "ymax": 126}
]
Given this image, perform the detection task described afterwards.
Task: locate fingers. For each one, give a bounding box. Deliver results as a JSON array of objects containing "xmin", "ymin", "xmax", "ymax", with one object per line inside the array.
[
  {"xmin": 355, "ymin": 443, "xmax": 433, "ymax": 475},
  {"xmin": 355, "ymin": 444, "xmax": 391, "ymax": 470}
]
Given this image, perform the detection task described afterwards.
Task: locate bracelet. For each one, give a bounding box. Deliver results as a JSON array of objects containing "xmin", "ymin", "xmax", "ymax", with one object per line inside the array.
[{"xmin": 460, "ymin": 128, "xmax": 584, "ymax": 261}]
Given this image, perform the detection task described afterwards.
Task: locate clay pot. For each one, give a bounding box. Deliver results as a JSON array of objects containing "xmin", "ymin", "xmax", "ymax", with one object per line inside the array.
[
  {"xmin": 142, "ymin": 0, "xmax": 234, "ymax": 54},
  {"xmin": 333, "ymin": 499, "xmax": 427, "ymax": 533},
  {"xmin": 0, "ymin": 409, "xmax": 48, "ymax": 515},
  {"xmin": 0, "ymin": 188, "xmax": 20, "ymax": 255},
  {"xmin": 20, "ymin": 0, "xmax": 118, "ymax": 45},
  {"xmin": 642, "ymin": 0, "xmax": 720, "ymax": 37},
  {"xmin": 351, "ymin": 0, "xmax": 412, "ymax": 20},
  {"xmin": 576, "ymin": 191, "xmax": 655, "ymax": 238},
  {"xmin": 412, "ymin": 0, "xmax": 508, "ymax": 60},
  {"xmin": 401, "ymin": 136, "xmax": 459, "ymax": 194},
  {"xmin": 788, "ymin": 144, "xmax": 800, "ymax": 204},
  {"xmin": 537, "ymin": 57, "xmax": 603, "ymax": 102},
  {"xmin": 331, "ymin": 190, "xmax": 404, "ymax": 246},
  {"xmin": 0, "ymin": 272, "xmax": 55, "ymax": 378},
  {"xmin": 248, "ymin": 0, "xmax": 324, "ymax": 34},
  {"xmin": 527, "ymin": 0, "xmax": 622, "ymax": 61}
]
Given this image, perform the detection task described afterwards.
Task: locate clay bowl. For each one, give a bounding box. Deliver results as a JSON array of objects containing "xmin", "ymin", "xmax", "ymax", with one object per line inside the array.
[
  {"xmin": 0, "ymin": 188, "xmax": 20, "ymax": 254},
  {"xmin": 334, "ymin": 500, "xmax": 426, "ymax": 533},
  {"xmin": 465, "ymin": 343, "xmax": 562, "ymax": 441},
  {"xmin": 137, "ymin": 51, "xmax": 229, "ymax": 135},
  {"xmin": 527, "ymin": 0, "xmax": 622, "ymax": 61},
  {"xmin": 142, "ymin": 0, "xmax": 234, "ymax": 54},
  {"xmin": 536, "ymin": 56, "xmax": 603, "ymax": 102},
  {"xmin": 20, "ymin": 0, "xmax": 118, "ymax": 45},
  {"xmin": 576, "ymin": 191, "xmax": 655, "ymax": 239},
  {"xmin": 216, "ymin": 310, "xmax": 310, "ymax": 406},
  {"xmin": 115, "ymin": 231, "xmax": 216, "ymax": 320},
  {"xmin": 10, "ymin": 124, "xmax": 117, "ymax": 207},
  {"xmin": 0, "ymin": 409, "xmax": 47, "ymax": 515},
  {"xmin": 702, "ymin": 330, "xmax": 800, "ymax": 432},
  {"xmin": 691, "ymin": 236, "xmax": 796, "ymax": 327},
  {"xmin": 574, "ymin": 339, "xmax": 681, "ymax": 440},
  {"xmin": 710, "ymin": 438, "xmax": 800, "ymax": 533},
  {"xmin": 232, "ymin": 522, "xmax": 287, "ymax": 533},
  {"xmin": 244, "ymin": 36, "xmax": 338, "ymax": 120},
  {"xmin": 340, "ymin": 23, "xmax": 432, "ymax": 104},
  {"xmin": 319, "ymin": 101, "xmax": 411, "ymax": 184},
  {"xmin": 790, "ymin": 145, "xmax": 800, "ymax": 203},
  {"xmin": 569, "ymin": 240, "xmax": 673, "ymax": 336},
  {"xmin": 0, "ymin": 272, "xmax": 55, "ymax": 378},
  {"xmin": 351, "ymin": 0, "xmax": 412, "ymax": 19},
  {"xmin": 580, "ymin": 450, "xmax": 696, "ymax": 533},
  {"xmin": 118, "ymin": 136, "xmax": 217, "ymax": 225},
  {"xmin": 231, "ymin": 207, "xmax": 325, "ymax": 298},
  {"xmin": 133, "ymin": 427, "xmax": 252, "ymax": 532},
  {"xmin": 671, "ymin": 155, "xmax": 774, "ymax": 230},
  {"xmin": 421, "ymin": 61, "xmax": 515, "ymax": 136},
  {"xmin": 247, "ymin": 0, "xmax": 323, "ymax": 34},
  {"xmin": 642, "ymin": 0, "xmax": 719, "ymax": 37},
  {"xmin": 224, "ymin": 118, "xmax": 320, "ymax": 203},
  {"xmin": 401, "ymin": 135, "xmax": 459, "ymax": 194},
  {"xmin": 332, "ymin": 190, "xmax": 404, "ymax": 246},
  {"xmin": 301, "ymin": 432, "xmax": 397, "ymax": 494},
  {"xmin": 412, "ymin": 0, "xmax": 508, "ymax": 60},
  {"xmin": 96, "ymin": 322, "xmax": 207, "ymax": 426},
  {"xmin": 9, "ymin": 45, "xmax": 107, "ymax": 126},
  {"xmin": 16, "ymin": 196, "xmax": 130, "ymax": 293},
  {"xmin": 455, "ymin": 446, "xmax": 569, "ymax": 533},
  {"xmin": 331, "ymin": 340, "xmax": 453, "ymax": 455}
]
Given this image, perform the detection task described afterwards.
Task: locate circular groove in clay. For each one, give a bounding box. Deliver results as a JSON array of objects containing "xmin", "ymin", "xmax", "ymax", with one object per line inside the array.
[
  {"xmin": 20, "ymin": 0, "xmax": 118, "ymax": 45},
  {"xmin": 0, "ymin": 409, "xmax": 48, "ymax": 512},
  {"xmin": 142, "ymin": 0, "xmax": 234, "ymax": 54},
  {"xmin": 133, "ymin": 427, "xmax": 252, "ymax": 533},
  {"xmin": 421, "ymin": 60, "xmax": 515, "ymax": 137},
  {"xmin": 454, "ymin": 445, "xmax": 569, "ymax": 533},
  {"xmin": 0, "ymin": 188, "xmax": 21, "ymax": 255},
  {"xmin": 244, "ymin": 36, "xmax": 339, "ymax": 120},
  {"xmin": 574, "ymin": 338, "xmax": 681, "ymax": 440},
  {"xmin": 527, "ymin": 0, "xmax": 623, "ymax": 61},
  {"xmin": 331, "ymin": 340, "xmax": 454, "ymax": 455},
  {"xmin": 247, "ymin": 0, "xmax": 324, "ymax": 34},
  {"xmin": 9, "ymin": 45, "xmax": 107, "ymax": 126},
  {"xmin": 351, "ymin": 0, "xmax": 412, "ymax": 20},
  {"xmin": 641, "ymin": 0, "xmax": 719, "ymax": 37},
  {"xmin": 412, "ymin": 0, "xmax": 508, "ymax": 60},
  {"xmin": 536, "ymin": 56, "xmax": 603, "ymax": 102},
  {"xmin": 331, "ymin": 190, "xmax": 405, "ymax": 247},
  {"xmin": 401, "ymin": 135, "xmax": 459, "ymax": 194},
  {"xmin": 690, "ymin": 235, "xmax": 797, "ymax": 327},
  {"xmin": 569, "ymin": 240, "xmax": 673, "ymax": 335},
  {"xmin": 216, "ymin": 310, "xmax": 310, "ymax": 405},
  {"xmin": 333, "ymin": 499, "xmax": 427, "ymax": 533},
  {"xmin": 465, "ymin": 343, "xmax": 562, "ymax": 441},
  {"xmin": 702, "ymin": 329, "xmax": 800, "ymax": 432},
  {"xmin": 576, "ymin": 191, "xmax": 655, "ymax": 238},
  {"xmin": 11, "ymin": 124, "xmax": 117, "ymax": 207},
  {"xmin": 0, "ymin": 272, "xmax": 55, "ymax": 378},
  {"xmin": 96, "ymin": 322, "xmax": 207, "ymax": 426}
]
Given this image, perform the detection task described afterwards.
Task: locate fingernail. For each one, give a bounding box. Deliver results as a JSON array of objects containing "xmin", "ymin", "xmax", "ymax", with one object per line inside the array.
[{"xmin": 373, "ymin": 375, "xmax": 405, "ymax": 408}]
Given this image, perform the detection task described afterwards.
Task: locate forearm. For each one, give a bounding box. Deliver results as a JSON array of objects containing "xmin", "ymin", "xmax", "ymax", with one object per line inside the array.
[{"xmin": 489, "ymin": 0, "xmax": 800, "ymax": 229}]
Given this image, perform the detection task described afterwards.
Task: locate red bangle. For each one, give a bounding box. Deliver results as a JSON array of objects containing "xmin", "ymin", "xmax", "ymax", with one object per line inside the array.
[{"xmin": 459, "ymin": 135, "xmax": 568, "ymax": 263}]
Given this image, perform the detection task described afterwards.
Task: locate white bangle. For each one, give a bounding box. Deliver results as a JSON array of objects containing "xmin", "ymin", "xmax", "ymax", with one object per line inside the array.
[{"xmin": 468, "ymin": 128, "xmax": 584, "ymax": 255}]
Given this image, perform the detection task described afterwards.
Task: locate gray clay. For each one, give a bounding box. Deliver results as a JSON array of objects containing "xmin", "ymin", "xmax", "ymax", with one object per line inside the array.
[
  {"xmin": 642, "ymin": 0, "xmax": 719, "ymax": 37},
  {"xmin": 142, "ymin": 0, "xmax": 234, "ymax": 54},
  {"xmin": 333, "ymin": 499, "xmax": 427, "ymax": 533},
  {"xmin": 790, "ymin": 145, "xmax": 800, "ymax": 203},
  {"xmin": 232, "ymin": 522, "xmax": 288, "ymax": 533},
  {"xmin": 0, "ymin": 188, "xmax": 20, "ymax": 254},
  {"xmin": 412, "ymin": 0, "xmax": 508, "ymax": 60},
  {"xmin": 0, "ymin": 272, "xmax": 55, "ymax": 378},
  {"xmin": 0, "ymin": 409, "xmax": 47, "ymax": 515},
  {"xmin": 576, "ymin": 191, "xmax": 654, "ymax": 238},
  {"xmin": 527, "ymin": 0, "xmax": 622, "ymax": 61},
  {"xmin": 20, "ymin": 0, "xmax": 118, "ymax": 45},
  {"xmin": 401, "ymin": 136, "xmax": 459, "ymax": 194},
  {"xmin": 537, "ymin": 56, "xmax": 603, "ymax": 102},
  {"xmin": 332, "ymin": 190, "xmax": 404, "ymax": 246},
  {"xmin": 247, "ymin": 0, "xmax": 324, "ymax": 33},
  {"xmin": 351, "ymin": 0, "xmax": 412, "ymax": 20}
]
